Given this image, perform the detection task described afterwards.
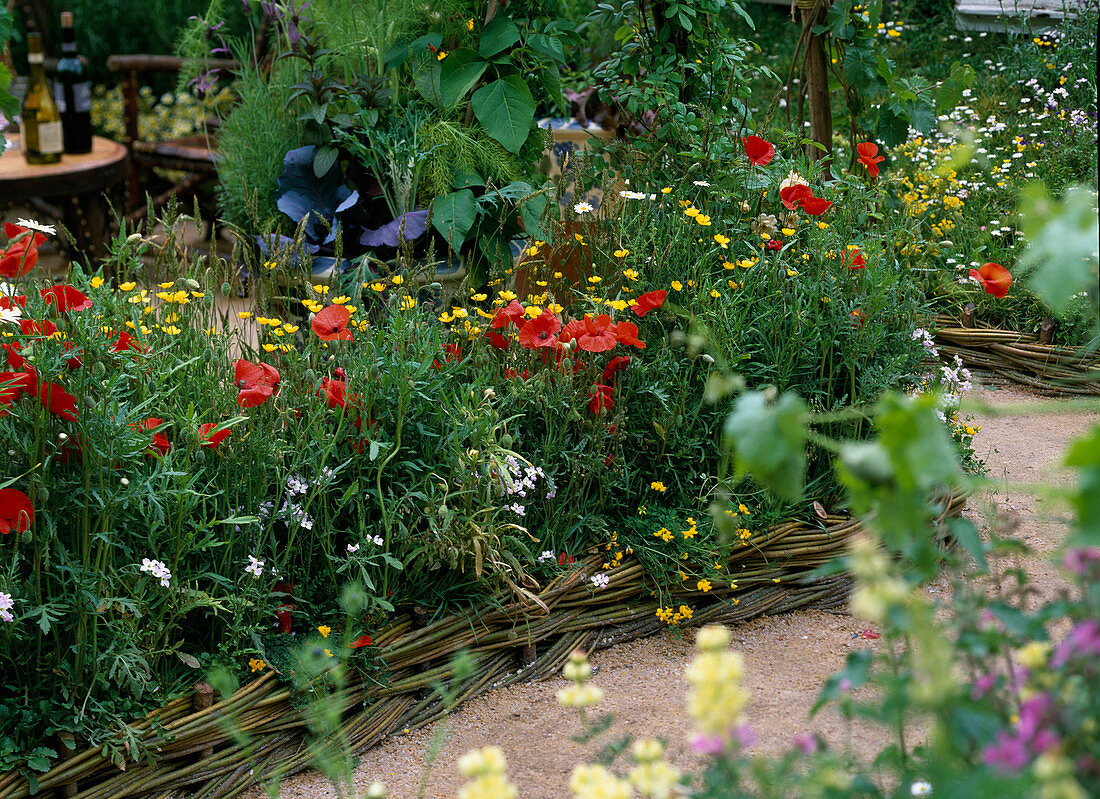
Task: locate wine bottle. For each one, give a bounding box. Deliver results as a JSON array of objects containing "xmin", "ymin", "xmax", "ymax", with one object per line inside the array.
[
  {"xmin": 55, "ymin": 11, "xmax": 92, "ymax": 154},
  {"xmin": 21, "ymin": 32, "xmax": 64, "ymax": 164}
]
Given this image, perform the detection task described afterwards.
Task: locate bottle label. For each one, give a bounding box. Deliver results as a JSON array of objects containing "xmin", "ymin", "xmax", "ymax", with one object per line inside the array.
[
  {"xmin": 54, "ymin": 82, "xmax": 91, "ymax": 113},
  {"xmin": 28, "ymin": 51, "xmax": 44, "ymax": 64},
  {"xmin": 37, "ymin": 121, "xmax": 64, "ymax": 154}
]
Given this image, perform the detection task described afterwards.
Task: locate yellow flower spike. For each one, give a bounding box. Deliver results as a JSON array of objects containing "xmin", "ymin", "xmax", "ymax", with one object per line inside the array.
[
  {"xmin": 614, "ymin": 249, "xmax": 630, "ymax": 258},
  {"xmin": 466, "ymin": 17, "xmax": 475, "ymax": 30},
  {"xmin": 312, "ymin": 284, "xmax": 329, "ymax": 294},
  {"xmin": 671, "ymin": 281, "xmax": 683, "ymax": 291},
  {"xmin": 714, "ymin": 234, "xmax": 730, "ymax": 248},
  {"xmin": 90, "ymin": 276, "xmax": 104, "ymax": 289},
  {"xmin": 236, "ymin": 311, "xmax": 253, "ymax": 319},
  {"xmin": 332, "ymin": 295, "xmax": 350, "ymax": 305}
]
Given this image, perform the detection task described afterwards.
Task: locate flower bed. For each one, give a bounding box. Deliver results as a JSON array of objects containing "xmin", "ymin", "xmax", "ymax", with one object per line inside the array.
[{"xmin": 0, "ymin": 489, "xmax": 966, "ymax": 799}]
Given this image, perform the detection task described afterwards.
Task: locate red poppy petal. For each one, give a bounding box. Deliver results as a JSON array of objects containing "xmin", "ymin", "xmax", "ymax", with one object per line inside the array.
[{"xmin": 311, "ymin": 304, "xmax": 353, "ymax": 341}]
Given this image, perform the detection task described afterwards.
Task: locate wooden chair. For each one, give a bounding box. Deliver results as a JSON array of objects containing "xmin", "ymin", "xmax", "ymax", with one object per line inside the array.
[{"xmin": 105, "ymin": 54, "xmax": 238, "ymax": 222}]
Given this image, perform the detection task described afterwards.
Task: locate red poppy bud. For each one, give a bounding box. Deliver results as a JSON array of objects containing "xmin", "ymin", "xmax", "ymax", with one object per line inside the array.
[
  {"xmin": 0, "ymin": 488, "xmax": 34, "ymax": 535},
  {"xmin": 766, "ymin": 239, "xmax": 782, "ymax": 251}
]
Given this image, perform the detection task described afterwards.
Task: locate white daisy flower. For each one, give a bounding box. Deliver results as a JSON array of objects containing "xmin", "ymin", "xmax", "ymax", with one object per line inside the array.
[{"xmin": 14, "ymin": 218, "xmax": 56, "ymax": 235}]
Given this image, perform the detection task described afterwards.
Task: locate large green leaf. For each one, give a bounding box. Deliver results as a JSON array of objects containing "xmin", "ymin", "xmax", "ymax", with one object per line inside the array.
[
  {"xmin": 413, "ymin": 56, "xmax": 443, "ymax": 106},
  {"xmin": 431, "ymin": 189, "xmax": 477, "ymax": 252},
  {"xmin": 723, "ymin": 389, "xmax": 808, "ymax": 502},
  {"xmin": 439, "ymin": 48, "xmax": 488, "ymax": 110},
  {"xmin": 472, "ymin": 76, "xmax": 536, "ymax": 154},
  {"xmin": 479, "ymin": 16, "xmax": 521, "ymax": 56},
  {"xmin": 526, "ymin": 32, "xmax": 566, "ymax": 63}
]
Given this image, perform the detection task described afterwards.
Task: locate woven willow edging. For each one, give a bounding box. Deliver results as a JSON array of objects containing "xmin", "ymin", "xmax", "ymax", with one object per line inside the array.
[
  {"xmin": 934, "ymin": 314, "xmax": 1100, "ymax": 396},
  {"xmin": 0, "ymin": 493, "xmax": 967, "ymax": 799}
]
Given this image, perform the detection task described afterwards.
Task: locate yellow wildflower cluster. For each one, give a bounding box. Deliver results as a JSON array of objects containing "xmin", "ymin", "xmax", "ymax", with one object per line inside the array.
[
  {"xmin": 655, "ymin": 604, "xmax": 693, "ymax": 625},
  {"xmin": 602, "ymin": 531, "xmax": 627, "ymax": 569},
  {"xmin": 456, "ymin": 746, "xmax": 517, "ymax": 799}
]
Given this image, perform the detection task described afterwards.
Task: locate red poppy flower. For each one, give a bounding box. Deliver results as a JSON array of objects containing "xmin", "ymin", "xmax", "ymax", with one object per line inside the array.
[
  {"xmin": 588, "ymin": 383, "xmax": 615, "ymax": 415},
  {"xmin": 443, "ymin": 342, "xmax": 462, "ymax": 363},
  {"xmin": 39, "ymin": 381, "xmax": 78, "ymax": 421},
  {"xmin": 800, "ymin": 196, "xmax": 833, "ymax": 216},
  {"xmin": 780, "ymin": 184, "xmax": 813, "ymax": 210},
  {"xmin": 842, "ymin": 248, "xmax": 866, "ymax": 269},
  {"xmin": 517, "ymin": 309, "xmax": 562, "ymax": 349},
  {"xmin": 238, "ymin": 386, "xmax": 274, "ymax": 408},
  {"xmin": 276, "ymin": 604, "xmax": 295, "ymax": 633},
  {"xmin": 0, "ymin": 224, "xmax": 47, "ymax": 279},
  {"xmin": 856, "ymin": 142, "xmax": 886, "ymax": 178},
  {"xmin": 743, "ymin": 135, "xmax": 775, "ymax": 166},
  {"xmin": 41, "ymin": 285, "xmax": 92, "ymax": 313},
  {"xmin": 557, "ymin": 552, "xmax": 575, "ymax": 567},
  {"xmin": 110, "ymin": 330, "xmax": 144, "ymax": 353},
  {"xmin": 0, "ymin": 371, "xmax": 36, "ymax": 405},
  {"xmin": 19, "ymin": 318, "xmax": 58, "ymax": 338},
  {"xmin": 850, "ymin": 308, "xmax": 866, "ymax": 327},
  {"xmin": 766, "ymin": 239, "xmax": 782, "ymax": 252},
  {"xmin": 566, "ymin": 315, "xmax": 618, "ymax": 353},
  {"xmin": 0, "ymin": 488, "xmax": 34, "ymax": 535},
  {"xmin": 491, "ymin": 299, "xmax": 528, "ymax": 330},
  {"xmin": 234, "ymin": 359, "xmax": 280, "ymax": 390},
  {"xmin": 3, "ymin": 343, "xmax": 25, "ymax": 370},
  {"xmin": 504, "ymin": 366, "xmax": 532, "ymax": 380},
  {"xmin": 350, "ymin": 634, "xmax": 373, "ymax": 648},
  {"xmin": 311, "ymin": 304, "xmax": 353, "ymax": 341},
  {"xmin": 601, "ymin": 355, "xmax": 631, "ymax": 384},
  {"xmin": 198, "ymin": 422, "xmax": 231, "ymax": 449},
  {"xmin": 969, "ymin": 262, "xmax": 1012, "ymax": 298},
  {"xmin": 486, "ymin": 330, "xmax": 509, "ymax": 350},
  {"xmin": 613, "ymin": 321, "xmax": 645, "ymax": 349},
  {"xmin": 321, "ymin": 377, "xmax": 359, "ymax": 410},
  {"xmin": 134, "ymin": 417, "xmax": 171, "ymax": 455},
  {"xmin": 631, "ymin": 289, "xmax": 667, "ymax": 318},
  {"xmin": 0, "ymin": 294, "xmax": 26, "ymax": 311}
]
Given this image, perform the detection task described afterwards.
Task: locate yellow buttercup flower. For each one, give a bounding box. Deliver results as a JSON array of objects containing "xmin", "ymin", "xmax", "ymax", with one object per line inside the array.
[
  {"xmin": 236, "ymin": 311, "xmax": 253, "ymax": 319},
  {"xmin": 318, "ymin": 625, "xmax": 331, "ymax": 638},
  {"xmin": 471, "ymin": 292, "xmax": 488, "ymax": 302},
  {"xmin": 714, "ymin": 234, "xmax": 730, "ymax": 248},
  {"xmin": 606, "ymin": 299, "xmax": 628, "ymax": 311},
  {"xmin": 683, "ymin": 206, "xmax": 700, "ymax": 218},
  {"xmin": 368, "ymin": 282, "xmax": 384, "ymax": 292},
  {"xmin": 332, "ymin": 295, "xmax": 350, "ymax": 305},
  {"xmin": 587, "ymin": 275, "xmax": 601, "ymax": 284},
  {"xmin": 119, "ymin": 281, "xmax": 137, "ymax": 292},
  {"xmin": 671, "ymin": 281, "xmax": 683, "ymax": 291},
  {"xmin": 312, "ymin": 284, "xmax": 329, "ymax": 294},
  {"xmin": 90, "ymin": 276, "xmax": 104, "ymax": 289},
  {"xmin": 391, "ymin": 275, "xmax": 404, "ymax": 285},
  {"xmin": 650, "ymin": 481, "xmax": 666, "ymax": 492},
  {"xmin": 695, "ymin": 215, "xmax": 712, "ymax": 226},
  {"xmin": 399, "ymin": 296, "xmax": 417, "ymax": 310},
  {"xmin": 498, "ymin": 290, "xmax": 517, "ymax": 301},
  {"xmin": 614, "ymin": 249, "xmax": 630, "ymax": 258},
  {"xmin": 660, "ymin": 187, "xmax": 672, "ymax": 194},
  {"xmin": 780, "ymin": 228, "xmax": 795, "ymax": 236},
  {"xmin": 158, "ymin": 281, "xmax": 175, "ymax": 289}
]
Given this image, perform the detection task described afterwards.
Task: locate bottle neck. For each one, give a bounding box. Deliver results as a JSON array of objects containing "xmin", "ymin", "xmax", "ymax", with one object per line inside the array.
[
  {"xmin": 27, "ymin": 50, "xmax": 47, "ymax": 80},
  {"xmin": 61, "ymin": 25, "xmax": 77, "ymax": 53}
]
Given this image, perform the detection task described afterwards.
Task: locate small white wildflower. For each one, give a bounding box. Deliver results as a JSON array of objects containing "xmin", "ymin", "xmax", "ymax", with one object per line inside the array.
[
  {"xmin": 139, "ymin": 558, "xmax": 172, "ymax": 589},
  {"xmin": 538, "ymin": 550, "xmax": 555, "ymax": 563},
  {"xmin": 591, "ymin": 573, "xmax": 610, "ymax": 589},
  {"xmin": 911, "ymin": 780, "xmax": 932, "ymax": 796},
  {"xmin": 245, "ymin": 555, "xmax": 265, "ymax": 579},
  {"xmin": 371, "ymin": 535, "xmax": 384, "ymax": 546},
  {"xmin": 14, "ymin": 218, "xmax": 56, "ymax": 235},
  {"xmin": 692, "ymin": 180, "xmax": 711, "ymax": 187},
  {"xmin": 0, "ymin": 591, "xmax": 14, "ymax": 623},
  {"xmin": 347, "ymin": 543, "xmax": 360, "ymax": 553},
  {"xmin": 573, "ymin": 201, "xmax": 595, "ymax": 214}
]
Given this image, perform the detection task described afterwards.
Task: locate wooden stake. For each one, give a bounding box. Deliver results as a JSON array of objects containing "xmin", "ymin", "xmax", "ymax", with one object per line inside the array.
[
  {"xmin": 56, "ymin": 733, "xmax": 78, "ymax": 798},
  {"xmin": 193, "ymin": 682, "xmax": 215, "ymax": 760},
  {"xmin": 800, "ymin": 0, "xmax": 833, "ymax": 178},
  {"xmin": 1039, "ymin": 317, "xmax": 1054, "ymax": 345},
  {"xmin": 962, "ymin": 302, "xmax": 977, "ymax": 328}
]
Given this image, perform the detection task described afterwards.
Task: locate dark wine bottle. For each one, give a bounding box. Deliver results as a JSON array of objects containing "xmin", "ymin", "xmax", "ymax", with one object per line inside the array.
[{"xmin": 54, "ymin": 11, "xmax": 92, "ymax": 154}]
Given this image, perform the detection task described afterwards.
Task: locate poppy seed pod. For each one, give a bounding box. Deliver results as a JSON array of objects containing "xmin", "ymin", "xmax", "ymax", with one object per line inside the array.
[
  {"xmin": 501, "ymin": 434, "xmax": 514, "ymax": 447},
  {"xmin": 184, "ymin": 279, "xmax": 200, "ymax": 290},
  {"xmin": 36, "ymin": 486, "xmax": 48, "ymax": 504},
  {"xmin": 221, "ymin": 282, "xmax": 231, "ymax": 296},
  {"xmin": 22, "ymin": 529, "xmax": 32, "ymax": 544}
]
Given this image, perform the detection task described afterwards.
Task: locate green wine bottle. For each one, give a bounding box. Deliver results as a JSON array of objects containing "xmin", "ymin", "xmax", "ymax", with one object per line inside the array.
[{"xmin": 21, "ymin": 32, "xmax": 64, "ymax": 165}]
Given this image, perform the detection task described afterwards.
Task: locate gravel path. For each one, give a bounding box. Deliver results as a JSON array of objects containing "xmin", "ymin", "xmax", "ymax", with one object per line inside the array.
[{"xmin": 243, "ymin": 383, "xmax": 1098, "ymax": 799}]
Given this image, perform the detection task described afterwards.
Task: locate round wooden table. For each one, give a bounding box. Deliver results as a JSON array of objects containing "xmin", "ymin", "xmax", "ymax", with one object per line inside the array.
[{"xmin": 1, "ymin": 133, "xmax": 130, "ymax": 257}]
